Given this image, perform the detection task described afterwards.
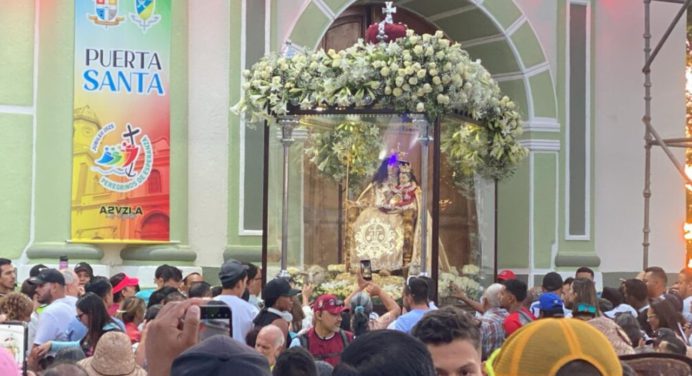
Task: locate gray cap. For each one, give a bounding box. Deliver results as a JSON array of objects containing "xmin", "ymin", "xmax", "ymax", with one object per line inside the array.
[
  {"xmin": 218, "ymin": 259, "xmax": 248, "ymax": 286},
  {"xmin": 171, "ymin": 335, "xmax": 270, "ymax": 376}
]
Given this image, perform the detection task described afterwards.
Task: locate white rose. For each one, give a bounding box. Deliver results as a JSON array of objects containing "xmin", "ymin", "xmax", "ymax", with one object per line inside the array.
[
  {"xmin": 393, "ymin": 87, "xmax": 403, "ymax": 97},
  {"xmin": 416, "ymin": 102, "xmax": 425, "ymax": 112},
  {"xmin": 380, "ymin": 67, "xmax": 390, "ymax": 77}
]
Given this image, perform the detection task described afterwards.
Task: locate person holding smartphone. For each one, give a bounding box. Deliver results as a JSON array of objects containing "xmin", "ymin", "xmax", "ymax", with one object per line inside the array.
[{"xmin": 344, "ymin": 270, "xmax": 401, "ymax": 337}]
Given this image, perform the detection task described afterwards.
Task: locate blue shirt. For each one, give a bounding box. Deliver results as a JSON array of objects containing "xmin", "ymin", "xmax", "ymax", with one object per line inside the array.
[
  {"xmin": 136, "ymin": 289, "xmax": 155, "ymax": 305},
  {"xmin": 392, "ymin": 309, "xmax": 429, "ymax": 334}
]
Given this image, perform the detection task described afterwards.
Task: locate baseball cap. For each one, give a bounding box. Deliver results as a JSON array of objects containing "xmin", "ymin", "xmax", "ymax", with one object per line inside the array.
[
  {"xmin": 218, "ymin": 259, "xmax": 248, "ymax": 286},
  {"xmin": 496, "ymin": 269, "xmax": 516, "ymax": 282},
  {"xmin": 541, "ymin": 272, "xmax": 563, "ymax": 292},
  {"xmin": 538, "ymin": 292, "xmax": 564, "ymax": 312},
  {"xmin": 171, "ymin": 335, "xmax": 270, "ymax": 376},
  {"xmin": 29, "ymin": 264, "xmax": 47, "ymax": 278},
  {"xmin": 263, "ymin": 278, "xmax": 300, "ymax": 306},
  {"xmin": 29, "ymin": 268, "xmax": 65, "ymax": 286},
  {"xmin": 112, "ymin": 274, "xmax": 140, "ymax": 294},
  {"xmin": 487, "ymin": 318, "xmax": 622, "ymax": 376},
  {"xmin": 313, "ymin": 294, "xmax": 346, "ymax": 315},
  {"xmin": 74, "ymin": 262, "xmax": 94, "ymax": 277}
]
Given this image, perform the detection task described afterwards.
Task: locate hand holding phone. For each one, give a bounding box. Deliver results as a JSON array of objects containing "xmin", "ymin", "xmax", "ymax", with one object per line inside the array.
[
  {"xmin": 360, "ymin": 260, "xmax": 372, "ymax": 281},
  {"xmin": 198, "ymin": 303, "xmax": 232, "ymax": 342},
  {"xmin": 59, "ymin": 256, "xmax": 68, "ymax": 270}
]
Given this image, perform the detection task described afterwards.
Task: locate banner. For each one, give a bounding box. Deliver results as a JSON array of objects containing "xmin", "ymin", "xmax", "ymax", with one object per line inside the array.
[{"xmin": 71, "ymin": 0, "xmax": 171, "ymax": 243}]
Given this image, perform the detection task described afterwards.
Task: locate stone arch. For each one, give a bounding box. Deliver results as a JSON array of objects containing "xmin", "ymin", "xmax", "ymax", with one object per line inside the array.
[
  {"xmin": 139, "ymin": 211, "xmax": 170, "ymax": 241},
  {"xmin": 287, "ymin": 0, "xmax": 557, "ymax": 123}
]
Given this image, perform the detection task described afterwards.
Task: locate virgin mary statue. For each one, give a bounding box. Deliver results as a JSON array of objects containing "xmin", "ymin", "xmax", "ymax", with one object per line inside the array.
[{"xmin": 345, "ymin": 152, "xmax": 449, "ymax": 273}]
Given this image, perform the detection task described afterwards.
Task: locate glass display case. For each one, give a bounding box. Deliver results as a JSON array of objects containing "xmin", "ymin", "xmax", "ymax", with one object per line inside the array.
[{"xmin": 260, "ymin": 109, "xmax": 496, "ymax": 302}]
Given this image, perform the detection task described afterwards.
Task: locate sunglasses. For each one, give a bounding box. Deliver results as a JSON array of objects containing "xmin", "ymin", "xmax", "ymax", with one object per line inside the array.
[{"xmin": 575, "ymin": 303, "xmax": 597, "ymax": 315}]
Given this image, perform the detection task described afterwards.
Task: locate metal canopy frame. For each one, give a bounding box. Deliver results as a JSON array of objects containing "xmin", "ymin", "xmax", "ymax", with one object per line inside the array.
[{"xmin": 642, "ymin": 0, "xmax": 692, "ymax": 268}]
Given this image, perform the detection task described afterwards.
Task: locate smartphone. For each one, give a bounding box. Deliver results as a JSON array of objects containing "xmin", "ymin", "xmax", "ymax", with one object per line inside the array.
[
  {"xmin": 59, "ymin": 256, "xmax": 68, "ymax": 270},
  {"xmin": 198, "ymin": 304, "xmax": 232, "ymax": 341},
  {"xmin": 0, "ymin": 321, "xmax": 28, "ymax": 375},
  {"xmin": 360, "ymin": 260, "xmax": 372, "ymax": 281}
]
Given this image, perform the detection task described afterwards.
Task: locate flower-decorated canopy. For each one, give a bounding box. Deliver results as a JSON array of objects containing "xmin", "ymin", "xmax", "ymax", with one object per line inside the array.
[{"xmin": 233, "ymin": 29, "xmax": 528, "ymax": 185}]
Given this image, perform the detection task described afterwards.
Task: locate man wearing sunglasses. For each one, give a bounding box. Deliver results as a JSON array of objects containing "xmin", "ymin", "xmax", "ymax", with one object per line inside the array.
[{"xmin": 291, "ymin": 294, "xmax": 353, "ymax": 366}]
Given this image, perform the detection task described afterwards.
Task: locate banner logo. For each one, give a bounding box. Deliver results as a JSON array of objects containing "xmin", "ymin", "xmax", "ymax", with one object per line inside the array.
[
  {"xmin": 89, "ymin": 0, "xmax": 125, "ymax": 27},
  {"xmin": 129, "ymin": 0, "xmax": 161, "ymax": 32},
  {"xmin": 91, "ymin": 123, "xmax": 154, "ymax": 192}
]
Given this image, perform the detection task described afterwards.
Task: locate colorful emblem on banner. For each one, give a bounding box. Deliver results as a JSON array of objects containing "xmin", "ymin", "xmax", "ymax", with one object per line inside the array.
[
  {"xmin": 129, "ymin": 0, "xmax": 161, "ymax": 32},
  {"xmin": 91, "ymin": 123, "xmax": 153, "ymax": 192},
  {"xmin": 89, "ymin": 0, "xmax": 125, "ymax": 26}
]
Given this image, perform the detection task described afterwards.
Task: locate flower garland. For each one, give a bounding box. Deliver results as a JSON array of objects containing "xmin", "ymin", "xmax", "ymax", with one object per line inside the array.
[
  {"xmin": 304, "ymin": 119, "xmax": 381, "ymax": 193},
  {"xmin": 233, "ymin": 30, "xmax": 528, "ymax": 182}
]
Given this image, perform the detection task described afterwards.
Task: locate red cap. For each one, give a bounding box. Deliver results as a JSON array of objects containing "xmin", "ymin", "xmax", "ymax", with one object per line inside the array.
[
  {"xmin": 112, "ymin": 275, "xmax": 139, "ymax": 294},
  {"xmin": 313, "ymin": 294, "xmax": 346, "ymax": 315},
  {"xmin": 497, "ymin": 269, "xmax": 516, "ymax": 282}
]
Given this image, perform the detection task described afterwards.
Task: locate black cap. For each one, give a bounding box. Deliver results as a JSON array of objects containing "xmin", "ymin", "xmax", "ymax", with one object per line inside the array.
[
  {"xmin": 262, "ymin": 278, "xmax": 300, "ymax": 307},
  {"xmin": 542, "ymin": 272, "xmax": 563, "ymax": 292},
  {"xmin": 29, "ymin": 264, "xmax": 48, "ymax": 278},
  {"xmin": 74, "ymin": 262, "xmax": 93, "ymax": 277},
  {"xmin": 171, "ymin": 335, "xmax": 270, "ymax": 376},
  {"xmin": 218, "ymin": 259, "xmax": 248, "ymax": 286},
  {"xmin": 29, "ymin": 269, "xmax": 65, "ymax": 286}
]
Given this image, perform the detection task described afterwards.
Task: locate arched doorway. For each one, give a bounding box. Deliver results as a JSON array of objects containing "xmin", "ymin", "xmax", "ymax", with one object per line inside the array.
[
  {"xmin": 290, "ymin": 1, "xmax": 559, "ymax": 281},
  {"xmin": 140, "ymin": 213, "xmax": 170, "ymax": 241}
]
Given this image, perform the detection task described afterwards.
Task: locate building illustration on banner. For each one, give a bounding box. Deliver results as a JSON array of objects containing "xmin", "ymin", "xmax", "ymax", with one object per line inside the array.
[{"xmin": 71, "ymin": 106, "xmax": 170, "ymax": 241}]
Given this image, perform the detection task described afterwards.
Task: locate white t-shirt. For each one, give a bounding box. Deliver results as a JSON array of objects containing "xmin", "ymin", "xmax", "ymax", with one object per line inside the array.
[
  {"xmin": 214, "ymin": 294, "xmax": 259, "ymax": 345},
  {"xmin": 682, "ymin": 296, "xmax": 692, "ymax": 323},
  {"xmin": 33, "ymin": 297, "xmax": 77, "ymax": 345}
]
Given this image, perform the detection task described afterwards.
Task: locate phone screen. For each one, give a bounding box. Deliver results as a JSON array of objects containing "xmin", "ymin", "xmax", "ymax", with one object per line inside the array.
[
  {"xmin": 360, "ymin": 260, "xmax": 372, "ymax": 281},
  {"xmin": 0, "ymin": 322, "xmax": 28, "ymax": 375},
  {"xmin": 199, "ymin": 304, "xmax": 232, "ymax": 341},
  {"xmin": 59, "ymin": 256, "xmax": 68, "ymax": 270}
]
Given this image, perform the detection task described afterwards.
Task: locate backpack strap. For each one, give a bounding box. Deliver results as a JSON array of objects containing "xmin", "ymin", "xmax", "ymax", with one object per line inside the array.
[
  {"xmin": 338, "ymin": 329, "xmax": 351, "ymax": 347},
  {"xmin": 298, "ymin": 332, "xmax": 309, "ymax": 351}
]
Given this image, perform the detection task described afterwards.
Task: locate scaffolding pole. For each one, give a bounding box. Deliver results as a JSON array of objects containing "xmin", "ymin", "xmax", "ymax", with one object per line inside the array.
[{"xmin": 642, "ymin": 0, "xmax": 692, "ymax": 269}]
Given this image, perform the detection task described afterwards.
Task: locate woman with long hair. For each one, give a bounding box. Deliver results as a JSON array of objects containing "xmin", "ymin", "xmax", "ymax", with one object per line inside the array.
[
  {"xmin": 648, "ymin": 299, "xmax": 688, "ymax": 343},
  {"xmin": 34, "ymin": 292, "xmax": 122, "ymax": 357},
  {"xmin": 565, "ymin": 278, "xmax": 599, "ymax": 320},
  {"xmin": 346, "ymin": 277, "xmax": 401, "ymax": 337},
  {"xmin": 116, "ymin": 296, "xmax": 146, "ymax": 343}
]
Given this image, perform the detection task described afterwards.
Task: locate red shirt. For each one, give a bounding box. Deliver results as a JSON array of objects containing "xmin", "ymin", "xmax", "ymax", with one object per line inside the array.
[
  {"xmin": 125, "ymin": 322, "xmax": 141, "ymax": 343},
  {"xmin": 300, "ymin": 328, "xmax": 353, "ymax": 366},
  {"xmin": 503, "ymin": 307, "xmax": 535, "ymax": 336}
]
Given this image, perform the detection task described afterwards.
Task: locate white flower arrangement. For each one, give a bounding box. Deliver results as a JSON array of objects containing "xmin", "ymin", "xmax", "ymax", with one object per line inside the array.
[
  {"xmin": 233, "ymin": 30, "xmax": 528, "ymax": 183},
  {"xmin": 287, "ymin": 265, "xmax": 404, "ymax": 300},
  {"xmin": 439, "ymin": 265, "xmax": 483, "ymax": 301},
  {"xmin": 305, "ymin": 119, "xmax": 381, "ymax": 193}
]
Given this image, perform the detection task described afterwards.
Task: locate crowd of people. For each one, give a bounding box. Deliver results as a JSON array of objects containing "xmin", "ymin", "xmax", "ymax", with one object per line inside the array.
[{"xmin": 1, "ymin": 258, "xmax": 692, "ymax": 375}]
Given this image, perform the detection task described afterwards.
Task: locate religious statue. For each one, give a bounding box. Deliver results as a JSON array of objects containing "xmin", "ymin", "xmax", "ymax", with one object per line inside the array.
[{"xmin": 345, "ymin": 152, "xmax": 423, "ymax": 273}]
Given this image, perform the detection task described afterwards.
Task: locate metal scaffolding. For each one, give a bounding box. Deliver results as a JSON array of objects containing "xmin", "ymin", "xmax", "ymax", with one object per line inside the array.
[{"xmin": 642, "ymin": 0, "xmax": 692, "ymax": 268}]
